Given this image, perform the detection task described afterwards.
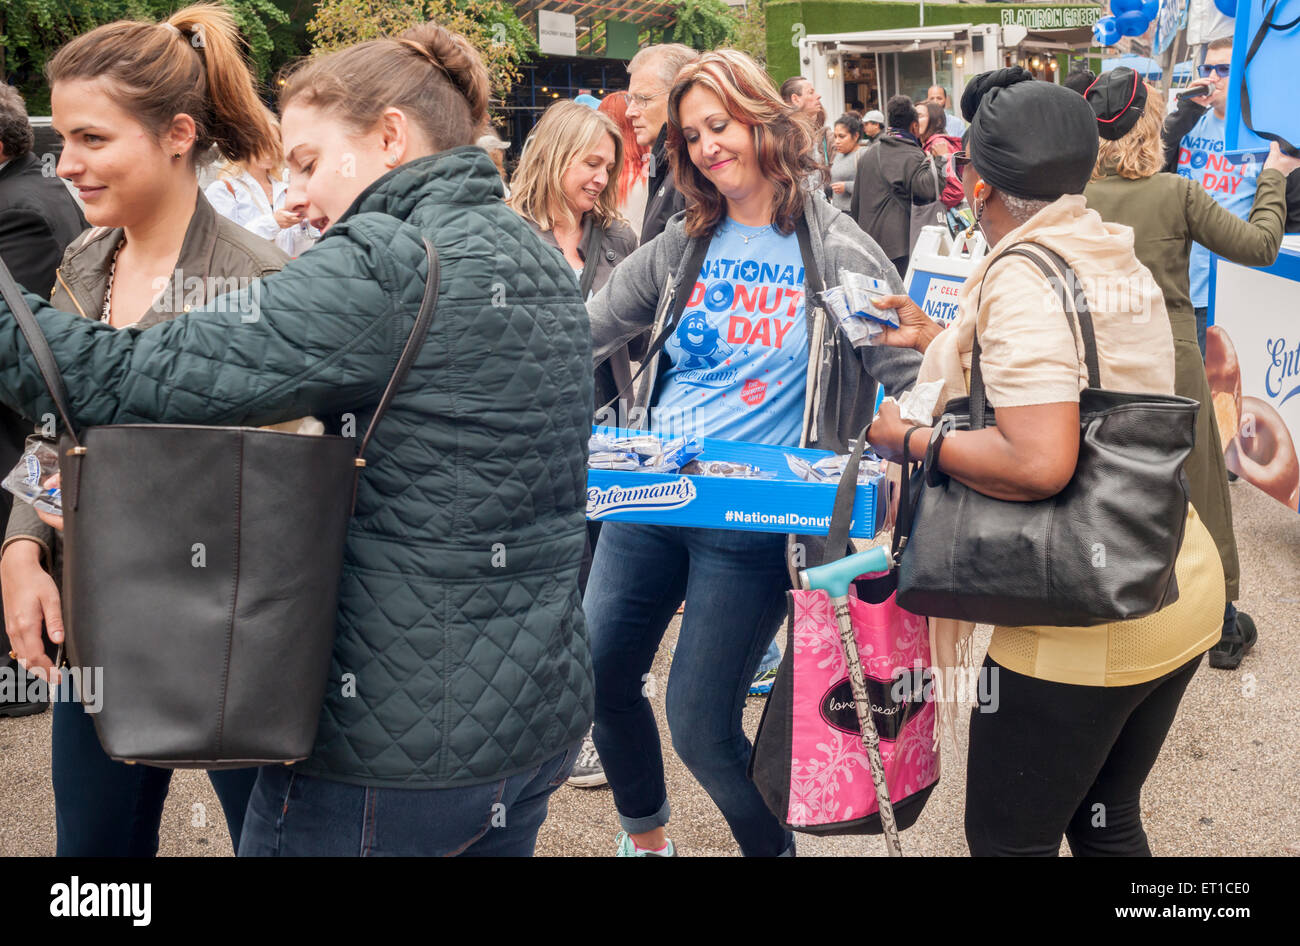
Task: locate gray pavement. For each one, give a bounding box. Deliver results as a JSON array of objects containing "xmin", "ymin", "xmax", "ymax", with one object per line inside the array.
[{"xmin": 1, "ymin": 479, "xmax": 1296, "ymax": 857}]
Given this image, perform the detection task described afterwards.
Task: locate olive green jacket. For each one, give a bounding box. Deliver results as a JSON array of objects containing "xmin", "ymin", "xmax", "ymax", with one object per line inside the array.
[{"xmin": 1085, "ymin": 166, "xmax": 1287, "ymax": 600}]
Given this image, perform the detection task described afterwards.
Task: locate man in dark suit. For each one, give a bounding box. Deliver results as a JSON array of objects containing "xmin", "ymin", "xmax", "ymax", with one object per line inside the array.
[
  {"xmin": 0, "ymin": 83, "xmax": 86, "ymax": 717},
  {"xmin": 625, "ymin": 44, "xmax": 698, "ymax": 244}
]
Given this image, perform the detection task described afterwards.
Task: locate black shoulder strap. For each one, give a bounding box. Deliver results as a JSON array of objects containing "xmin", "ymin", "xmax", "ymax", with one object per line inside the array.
[
  {"xmin": 0, "ymin": 256, "xmax": 81, "ymax": 449},
  {"xmin": 356, "ymin": 237, "xmax": 441, "ymax": 461},
  {"xmin": 578, "ymin": 223, "xmax": 606, "ymax": 301},
  {"xmin": 968, "ymin": 241, "xmax": 1099, "ymax": 429},
  {"xmin": 597, "ymin": 233, "xmax": 710, "ymax": 415},
  {"xmin": 822, "ymin": 424, "xmax": 871, "ymax": 566}
]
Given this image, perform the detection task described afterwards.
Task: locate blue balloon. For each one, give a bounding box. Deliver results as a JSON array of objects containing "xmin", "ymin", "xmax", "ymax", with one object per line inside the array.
[
  {"xmin": 1214, "ymin": 0, "xmax": 1237, "ymax": 15},
  {"xmin": 1093, "ymin": 16, "xmax": 1122, "ymax": 46},
  {"xmin": 1111, "ymin": 0, "xmax": 1144, "ymax": 14},
  {"xmin": 1117, "ymin": 10, "xmax": 1151, "ymax": 36},
  {"xmin": 1142, "ymin": 0, "xmax": 1159, "ymax": 20}
]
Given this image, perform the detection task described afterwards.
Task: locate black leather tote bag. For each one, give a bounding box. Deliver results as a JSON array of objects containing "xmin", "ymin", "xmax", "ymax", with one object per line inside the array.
[
  {"xmin": 894, "ymin": 243, "xmax": 1198, "ymax": 628},
  {"xmin": 0, "ymin": 239, "xmax": 440, "ymax": 768}
]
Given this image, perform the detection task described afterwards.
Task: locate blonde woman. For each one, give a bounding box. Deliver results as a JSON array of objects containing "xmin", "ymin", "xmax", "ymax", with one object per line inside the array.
[
  {"xmin": 508, "ymin": 101, "xmax": 639, "ymax": 791},
  {"xmin": 206, "ymin": 113, "xmax": 318, "ymax": 257},
  {"xmin": 1084, "ymin": 67, "xmax": 1300, "ymax": 672}
]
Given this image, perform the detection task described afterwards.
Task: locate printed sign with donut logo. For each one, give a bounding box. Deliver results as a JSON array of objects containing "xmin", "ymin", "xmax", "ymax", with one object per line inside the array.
[{"xmin": 1208, "ymin": 255, "xmax": 1300, "ymax": 513}]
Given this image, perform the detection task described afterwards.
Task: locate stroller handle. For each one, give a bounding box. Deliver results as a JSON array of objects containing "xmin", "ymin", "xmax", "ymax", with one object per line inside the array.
[{"xmin": 800, "ymin": 547, "xmax": 891, "ymax": 598}]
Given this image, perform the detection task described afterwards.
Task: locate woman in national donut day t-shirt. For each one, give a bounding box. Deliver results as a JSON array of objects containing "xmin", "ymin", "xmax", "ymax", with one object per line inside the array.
[{"xmin": 583, "ymin": 50, "xmax": 917, "ymax": 858}]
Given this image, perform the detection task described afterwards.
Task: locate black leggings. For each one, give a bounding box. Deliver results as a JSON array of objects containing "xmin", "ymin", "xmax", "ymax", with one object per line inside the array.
[{"xmin": 965, "ymin": 652, "xmax": 1203, "ymax": 856}]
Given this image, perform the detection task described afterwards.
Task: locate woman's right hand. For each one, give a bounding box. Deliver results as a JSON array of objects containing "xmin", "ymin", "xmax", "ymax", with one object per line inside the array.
[
  {"xmin": 1, "ymin": 540, "xmax": 63, "ymax": 682},
  {"xmin": 1263, "ymin": 141, "xmax": 1300, "ymax": 177},
  {"xmin": 872, "ymin": 293, "xmax": 943, "ymax": 353}
]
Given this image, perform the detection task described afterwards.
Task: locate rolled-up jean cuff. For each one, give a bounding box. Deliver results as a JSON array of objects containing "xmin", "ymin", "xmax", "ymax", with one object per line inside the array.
[{"xmin": 618, "ymin": 798, "xmax": 671, "ymax": 835}]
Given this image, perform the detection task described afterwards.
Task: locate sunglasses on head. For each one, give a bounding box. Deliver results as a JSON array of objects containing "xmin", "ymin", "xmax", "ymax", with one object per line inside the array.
[{"xmin": 1197, "ymin": 63, "xmax": 1232, "ymax": 78}]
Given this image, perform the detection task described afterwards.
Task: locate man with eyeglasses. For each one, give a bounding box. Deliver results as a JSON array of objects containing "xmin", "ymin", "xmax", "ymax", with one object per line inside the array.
[
  {"xmin": 624, "ymin": 43, "xmax": 700, "ymax": 244},
  {"xmin": 1163, "ymin": 36, "xmax": 1300, "ymax": 358}
]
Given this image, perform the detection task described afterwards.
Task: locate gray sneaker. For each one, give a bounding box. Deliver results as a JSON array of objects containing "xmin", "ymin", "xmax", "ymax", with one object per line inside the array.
[{"xmin": 566, "ymin": 729, "xmax": 607, "ymax": 788}]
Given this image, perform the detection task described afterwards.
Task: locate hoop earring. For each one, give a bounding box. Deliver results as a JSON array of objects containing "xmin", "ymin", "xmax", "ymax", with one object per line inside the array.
[{"xmin": 965, "ymin": 199, "xmax": 985, "ymax": 239}]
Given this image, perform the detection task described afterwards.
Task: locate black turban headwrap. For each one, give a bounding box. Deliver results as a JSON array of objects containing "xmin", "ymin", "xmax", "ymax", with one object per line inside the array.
[
  {"xmin": 959, "ymin": 68, "xmax": 1100, "ymax": 201},
  {"xmin": 1085, "ymin": 67, "xmax": 1148, "ymax": 141}
]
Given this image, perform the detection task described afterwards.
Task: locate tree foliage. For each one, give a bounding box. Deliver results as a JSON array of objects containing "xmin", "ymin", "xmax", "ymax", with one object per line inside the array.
[
  {"xmin": 669, "ymin": 0, "xmax": 740, "ymax": 52},
  {"xmin": 307, "ymin": 0, "xmax": 537, "ymax": 115},
  {"xmin": 731, "ymin": 0, "xmax": 767, "ymax": 69},
  {"xmin": 1, "ymin": 0, "xmax": 290, "ymax": 99}
]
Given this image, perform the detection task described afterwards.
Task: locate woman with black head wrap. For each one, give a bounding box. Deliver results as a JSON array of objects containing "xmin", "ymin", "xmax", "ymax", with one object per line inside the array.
[
  {"xmin": 1084, "ymin": 68, "xmax": 1300, "ymax": 672},
  {"xmin": 864, "ymin": 68, "xmax": 1227, "ymax": 856}
]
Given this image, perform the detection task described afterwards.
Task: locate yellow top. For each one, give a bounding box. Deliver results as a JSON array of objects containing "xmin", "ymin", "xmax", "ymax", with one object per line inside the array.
[{"xmin": 987, "ymin": 506, "xmax": 1224, "ymax": 686}]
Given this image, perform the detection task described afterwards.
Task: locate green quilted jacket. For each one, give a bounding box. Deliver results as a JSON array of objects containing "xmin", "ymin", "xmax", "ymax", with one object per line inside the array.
[{"xmin": 0, "ymin": 147, "xmax": 595, "ymax": 787}]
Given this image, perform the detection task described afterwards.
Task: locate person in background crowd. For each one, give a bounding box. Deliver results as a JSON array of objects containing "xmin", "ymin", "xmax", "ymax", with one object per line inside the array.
[
  {"xmin": 1162, "ymin": 36, "xmax": 1300, "ymax": 356},
  {"xmin": 0, "ymin": 18, "xmax": 593, "ymax": 858},
  {"xmin": 206, "ymin": 111, "xmax": 318, "ymax": 257},
  {"xmin": 476, "ymin": 131, "xmax": 512, "ymax": 198},
  {"xmin": 910, "ymin": 101, "xmax": 961, "ymax": 248},
  {"xmin": 0, "ymin": 84, "xmax": 87, "ymax": 720},
  {"xmin": 861, "ymin": 108, "xmax": 885, "ymax": 144},
  {"xmin": 870, "ymin": 67, "xmax": 1226, "ymax": 857},
  {"xmin": 926, "ymin": 84, "xmax": 966, "ymax": 137},
  {"xmin": 584, "ymin": 49, "xmax": 918, "ymax": 858},
  {"xmin": 850, "ymin": 94, "xmax": 939, "ymax": 277},
  {"xmin": 598, "ymin": 91, "xmax": 650, "ymax": 238},
  {"xmin": 781, "ymin": 76, "xmax": 832, "ymax": 169},
  {"xmin": 829, "ymin": 112, "xmax": 865, "ymax": 212},
  {"xmin": 1064, "ymin": 68, "xmax": 1097, "ymax": 95},
  {"xmin": 850, "ymin": 99, "xmax": 865, "ymax": 113},
  {"xmin": 1086, "ymin": 68, "xmax": 1300, "ymax": 672},
  {"xmin": 0, "ymin": 4, "xmax": 287, "ymax": 854},
  {"xmin": 508, "ymin": 100, "xmax": 638, "ymax": 792},
  {"xmin": 627, "ymin": 44, "xmax": 700, "ymax": 243}
]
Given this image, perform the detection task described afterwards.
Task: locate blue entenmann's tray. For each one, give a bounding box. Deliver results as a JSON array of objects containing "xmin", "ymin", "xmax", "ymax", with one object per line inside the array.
[{"xmin": 585, "ymin": 427, "xmax": 885, "ymax": 538}]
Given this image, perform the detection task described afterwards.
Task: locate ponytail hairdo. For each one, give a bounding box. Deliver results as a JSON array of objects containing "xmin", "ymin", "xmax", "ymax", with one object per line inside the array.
[
  {"xmin": 279, "ymin": 22, "xmax": 490, "ymax": 152},
  {"xmin": 46, "ymin": 3, "xmax": 279, "ymax": 167}
]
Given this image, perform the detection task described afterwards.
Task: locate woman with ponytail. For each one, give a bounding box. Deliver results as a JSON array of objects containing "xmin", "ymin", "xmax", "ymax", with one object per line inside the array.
[
  {"xmin": 0, "ymin": 19, "xmax": 592, "ymax": 856},
  {"xmin": 0, "ymin": 3, "xmax": 288, "ymax": 857}
]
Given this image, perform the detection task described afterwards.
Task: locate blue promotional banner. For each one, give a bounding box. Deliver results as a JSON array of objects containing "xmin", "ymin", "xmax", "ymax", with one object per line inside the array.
[
  {"xmin": 1225, "ymin": 0, "xmax": 1300, "ymax": 159},
  {"xmin": 586, "ymin": 427, "xmax": 886, "ymax": 537}
]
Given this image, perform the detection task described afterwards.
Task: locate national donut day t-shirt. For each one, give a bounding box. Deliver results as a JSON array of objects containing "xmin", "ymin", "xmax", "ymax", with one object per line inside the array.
[
  {"xmin": 1177, "ymin": 110, "xmax": 1262, "ymax": 309},
  {"xmin": 652, "ymin": 219, "xmax": 809, "ymax": 446}
]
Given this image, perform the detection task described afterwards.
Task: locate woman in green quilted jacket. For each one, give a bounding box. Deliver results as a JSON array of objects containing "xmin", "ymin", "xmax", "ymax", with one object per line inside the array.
[{"xmin": 0, "ymin": 21, "xmax": 594, "ymax": 856}]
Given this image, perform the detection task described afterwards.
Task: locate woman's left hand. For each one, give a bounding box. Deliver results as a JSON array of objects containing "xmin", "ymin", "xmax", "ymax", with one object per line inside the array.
[
  {"xmin": 37, "ymin": 474, "xmax": 63, "ymax": 531},
  {"xmin": 867, "ymin": 400, "xmax": 925, "ymax": 465}
]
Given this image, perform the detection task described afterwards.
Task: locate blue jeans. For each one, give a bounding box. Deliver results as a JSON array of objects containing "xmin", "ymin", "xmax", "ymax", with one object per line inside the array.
[
  {"xmin": 1194, "ymin": 306, "xmax": 1208, "ymax": 360},
  {"xmin": 51, "ymin": 696, "xmax": 257, "ymax": 856},
  {"xmin": 237, "ymin": 743, "xmax": 579, "ymax": 856},
  {"xmin": 584, "ymin": 522, "xmax": 793, "ymax": 857}
]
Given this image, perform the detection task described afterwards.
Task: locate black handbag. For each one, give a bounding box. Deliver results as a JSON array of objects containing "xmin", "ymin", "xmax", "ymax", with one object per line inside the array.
[
  {"xmin": 0, "ymin": 239, "xmax": 441, "ymax": 768},
  {"xmin": 894, "ymin": 243, "xmax": 1199, "ymax": 628}
]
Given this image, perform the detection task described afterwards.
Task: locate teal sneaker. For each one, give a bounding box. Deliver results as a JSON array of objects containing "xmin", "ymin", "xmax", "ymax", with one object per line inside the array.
[{"xmin": 615, "ymin": 831, "xmax": 676, "ymax": 857}]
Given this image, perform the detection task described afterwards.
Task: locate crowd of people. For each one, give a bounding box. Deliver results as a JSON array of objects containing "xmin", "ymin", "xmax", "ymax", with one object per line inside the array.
[{"xmin": 0, "ymin": 3, "xmax": 1296, "ymax": 857}]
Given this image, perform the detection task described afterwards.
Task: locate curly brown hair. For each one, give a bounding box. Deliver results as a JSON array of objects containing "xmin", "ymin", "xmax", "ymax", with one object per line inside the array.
[{"xmin": 666, "ymin": 50, "xmax": 820, "ymax": 239}]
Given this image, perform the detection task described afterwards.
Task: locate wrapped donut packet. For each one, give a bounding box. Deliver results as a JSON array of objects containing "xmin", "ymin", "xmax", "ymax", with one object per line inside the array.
[
  {"xmin": 820, "ymin": 272, "xmax": 900, "ymax": 346},
  {"xmin": 3, "ymin": 439, "xmax": 62, "ymax": 515}
]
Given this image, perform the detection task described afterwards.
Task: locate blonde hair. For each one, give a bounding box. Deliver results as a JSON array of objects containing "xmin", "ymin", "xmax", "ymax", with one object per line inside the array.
[
  {"xmin": 508, "ymin": 101, "xmax": 625, "ymax": 232},
  {"xmin": 1093, "ymin": 84, "xmax": 1166, "ymax": 181}
]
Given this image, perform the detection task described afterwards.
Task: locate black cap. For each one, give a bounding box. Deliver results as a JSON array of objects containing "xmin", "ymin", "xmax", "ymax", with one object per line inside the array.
[
  {"xmin": 1086, "ymin": 67, "xmax": 1148, "ymax": 141},
  {"xmin": 963, "ymin": 69, "xmax": 1100, "ymax": 200}
]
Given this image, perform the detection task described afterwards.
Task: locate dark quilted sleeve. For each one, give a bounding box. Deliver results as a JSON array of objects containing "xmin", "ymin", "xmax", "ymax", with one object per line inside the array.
[{"xmin": 0, "ymin": 218, "xmax": 410, "ymax": 430}]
